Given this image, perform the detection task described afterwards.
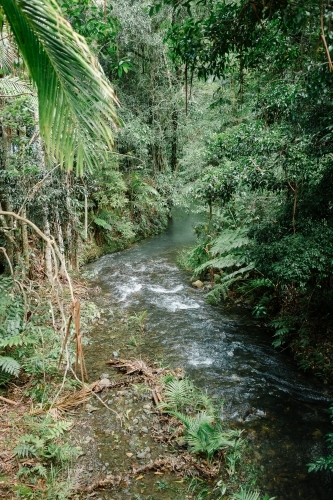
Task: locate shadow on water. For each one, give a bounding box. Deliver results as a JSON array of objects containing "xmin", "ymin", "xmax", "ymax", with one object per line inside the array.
[{"xmin": 86, "ymin": 209, "xmax": 333, "ymax": 499}]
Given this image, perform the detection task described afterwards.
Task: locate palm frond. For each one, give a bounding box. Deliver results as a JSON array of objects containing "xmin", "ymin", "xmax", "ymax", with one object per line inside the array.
[
  {"xmin": 0, "ymin": 21, "xmax": 16, "ymax": 73},
  {"xmin": 0, "ymin": 76, "xmax": 38, "ymax": 109},
  {"xmin": 2, "ymin": 0, "xmax": 119, "ymax": 174}
]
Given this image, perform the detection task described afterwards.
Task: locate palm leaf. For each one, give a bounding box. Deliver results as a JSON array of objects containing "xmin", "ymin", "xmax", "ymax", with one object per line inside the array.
[
  {"xmin": 1, "ymin": 0, "xmax": 119, "ymax": 174},
  {"xmin": 0, "ymin": 76, "xmax": 38, "ymax": 111},
  {"xmin": 0, "ymin": 21, "xmax": 17, "ymax": 73}
]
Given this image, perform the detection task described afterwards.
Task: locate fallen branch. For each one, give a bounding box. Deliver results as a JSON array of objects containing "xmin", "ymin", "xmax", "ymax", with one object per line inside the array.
[
  {"xmin": 77, "ymin": 474, "xmax": 124, "ymax": 493},
  {"xmin": 0, "ymin": 395, "xmax": 18, "ymax": 406}
]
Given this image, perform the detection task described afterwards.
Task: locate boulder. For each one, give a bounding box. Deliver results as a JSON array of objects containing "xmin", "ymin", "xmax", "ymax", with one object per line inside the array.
[{"xmin": 192, "ymin": 280, "xmax": 204, "ymax": 288}]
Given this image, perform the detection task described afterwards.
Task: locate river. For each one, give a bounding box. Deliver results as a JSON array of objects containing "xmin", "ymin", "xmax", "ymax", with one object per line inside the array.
[{"xmin": 85, "ymin": 209, "xmax": 333, "ymax": 499}]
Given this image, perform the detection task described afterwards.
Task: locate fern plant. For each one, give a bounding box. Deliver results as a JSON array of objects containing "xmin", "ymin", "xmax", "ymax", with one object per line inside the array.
[
  {"xmin": 206, "ymin": 264, "xmax": 255, "ymax": 304},
  {"xmin": 160, "ymin": 378, "xmax": 242, "ymax": 459},
  {"xmin": 170, "ymin": 410, "xmax": 242, "ymax": 458},
  {"xmin": 0, "ymin": 355, "xmax": 20, "ymax": 377},
  {"xmin": 231, "ymin": 488, "xmax": 276, "ymax": 500},
  {"xmin": 0, "ymin": 277, "xmax": 24, "ymax": 378},
  {"xmin": 189, "ymin": 228, "xmax": 255, "ymax": 303},
  {"xmin": 160, "ymin": 378, "xmax": 215, "ymax": 415},
  {"xmin": 269, "ymin": 317, "xmax": 295, "ymax": 348},
  {"xmin": 0, "ymin": 277, "xmax": 36, "ymax": 379},
  {"xmin": 14, "ymin": 417, "xmax": 79, "ymax": 463},
  {"xmin": 308, "ymin": 405, "xmax": 333, "ymax": 472}
]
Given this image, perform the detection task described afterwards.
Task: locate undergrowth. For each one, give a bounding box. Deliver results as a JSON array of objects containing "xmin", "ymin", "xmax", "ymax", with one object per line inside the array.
[
  {"xmin": 158, "ymin": 376, "xmax": 272, "ymax": 498},
  {"xmin": 0, "ymin": 274, "xmax": 98, "ymax": 499}
]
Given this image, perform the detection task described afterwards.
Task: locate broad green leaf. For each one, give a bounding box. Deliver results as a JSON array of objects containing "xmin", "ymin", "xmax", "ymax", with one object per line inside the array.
[{"xmin": 1, "ymin": 0, "xmax": 119, "ymax": 174}]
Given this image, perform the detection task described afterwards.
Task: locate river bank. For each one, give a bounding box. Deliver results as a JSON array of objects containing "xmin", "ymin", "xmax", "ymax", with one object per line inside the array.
[
  {"xmin": 1, "ymin": 211, "xmax": 333, "ymax": 499},
  {"xmin": 69, "ymin": 304, "xmax": 259, "ymax": 499},
  {"xmin": 81, "ymin": 210, "xmax": 333, "ymax": 500}
]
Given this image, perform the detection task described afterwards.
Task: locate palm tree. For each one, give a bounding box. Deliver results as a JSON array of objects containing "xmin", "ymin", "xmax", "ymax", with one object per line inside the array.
[{"xmin": 0, "ymin": 0, "xmax": 119, "ymax": 174}]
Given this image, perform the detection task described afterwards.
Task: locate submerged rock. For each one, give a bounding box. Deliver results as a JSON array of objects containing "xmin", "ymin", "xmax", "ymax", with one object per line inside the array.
[{"xmin": 86, "ymin": 404, "xmax": 99, "ymax": 413}]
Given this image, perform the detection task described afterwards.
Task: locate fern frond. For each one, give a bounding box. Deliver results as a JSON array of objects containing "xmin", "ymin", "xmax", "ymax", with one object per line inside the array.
[
  {"xmin": 237, "ymin": 277, "xmax": 274, "ymax": 295},
  {"xmin": 210, "ymin": 229, "xmax": 250, "ymax": 256},
  {"xmin": 93, "ymin": 217, "xmax": 113, "ymax": 231},
  {"xmin": 162, "ymin": 378, "xmax": 195, "ymax": 412},
  {"xmin": 0, "ymin": 276, "xmax": 13, "ymax": 292},
  {"xmin": 171, "ymin": 410, "xmax": 238, "ymax": 457},
  {"xmin": 194, "ymin": 254, "xmax": 247, "ymax": 274},
  {"xmin": 171, "ymin": 410, "xmax": 215, "ymax": 430},
  {"xmin": 221, "ymin": 262, "xmax": 255, "ymax": 281},
  {"xmin": 204, "ymin": 430, "xmax": 239, "ymax": 456},
  {"xmin": 0, "ymin": 355, "xmax": 20, "ymax": 376},
  {"xmin": 0, "ymin": 334, "xmax": 33, "ymax": 348},
  {"xmin": 18, "ymin": 464, "xmax": 47, "ymax": 478},
  {"xmin": 206, "ymin": 275, "xmax": 246, "ymax": 303},
  {"xmin": 14, "ymin": 443, "xmax": 38, "ymax": 458},
  {"xmin": 232, "ymin": 488, "xmax": 261, "ymax": 500},
  {"xmin": 14, "ymin": 434, "xmax": 45, "ymax": 458},
  {"xmin": 43, "ymin": 420, "xmax": 73, "ymax": 440},
  {"xmin": 43, "ymin": 442, "xmax": 80, "ymax": 461},
  {"xmin": 308, "ymin": 455, "xmax": 333, "ymax": 472}
]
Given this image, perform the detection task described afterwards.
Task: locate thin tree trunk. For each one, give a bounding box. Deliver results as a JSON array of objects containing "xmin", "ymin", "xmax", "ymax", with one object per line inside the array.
[
  {"xmin": 44, "ymin": 215, "xmax": 54, "ymax": 285},
  {"xmin": 171, "ymin": 108, "xmax": 178, "ymax": 171},
  {"xmin": 185, "ymin": 62, "xmax": 188, "ymax": 116},
  {"xmin": 0, "ymin": 202, "xmax": 16, "ymax": 267},
  {"xmin": 21, "ymin": 207, "xmax": 30, "ymax": 270},
  {"xmin": 56, "ymin": 211, "xmax": 66, "ymax": 274}
]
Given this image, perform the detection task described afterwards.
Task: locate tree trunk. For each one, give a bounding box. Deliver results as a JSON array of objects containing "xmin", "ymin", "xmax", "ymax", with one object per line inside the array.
[
  {"xmin": 56, "ymin": 211, "xmax": 66, "ymax": 274},
  {"xmin": 44, "ymin": 215, "xmax": 54, "ymax": 285},
  {"xmin": 170, "ymin": 108, "xmax": 178, "ymax": 171},
  {"xmin": 21, "ymin": 208, "xmax": 30, "ymax": 271}
]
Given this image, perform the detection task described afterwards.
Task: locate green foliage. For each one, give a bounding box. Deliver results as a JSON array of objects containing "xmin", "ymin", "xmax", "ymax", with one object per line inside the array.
[
  {"xmin": 206, "ymin": 269, "xmax": 252, "ymax": 304},
  {"xmin": 1, "ymin": 0, "xmax": 118, "ymax": 174},
  {"xmin": 171, "ymin": 409, "xmax": 241, "ymax": 458},
  {"xmin": 186, "ymin": 227, "xmax": 255, "ymax": 303},
  {"xmin": 269, "ymin": 318, "xmax": 296, "ymax": 348},
  {"xmin": 231, "ymin": 488, "xmax": 275, "ymax": 500},
  {"xmin": 174, "ymin": 411, "xmax": 241, "ymax": 458},
  {"xmin": 165, "ymin": 0, "xmax": 333, "ymax": 368},
  {"xmin": 0, "ymin": 356, "xmax": 20, "ymax": 376},
  {"xmin": 192, "ymin": 228, "xmax": 252, "ymax": 276},
  {"xmin": 308, "ymin": 405, "xmax": 333, "ymax": 473},
  {"xmin": 160, "ymin": 378, "xmax": 215, "ymax": 415},
  {"xmin": 0, "ymin": 277, "xmax": 25, "ymax": 378},
  {"xmin": 14, "ymin": 417, "xmax": 80, "ymax": 463},
  {"xmin": 160, "ymin": 377, "xmax": 242, "ymax": 460}
]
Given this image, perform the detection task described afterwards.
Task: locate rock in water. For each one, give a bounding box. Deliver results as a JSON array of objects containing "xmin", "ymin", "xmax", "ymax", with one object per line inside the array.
[{"xmin": 192, "ymin": 280, "xmax": 203, "ymax": 288}]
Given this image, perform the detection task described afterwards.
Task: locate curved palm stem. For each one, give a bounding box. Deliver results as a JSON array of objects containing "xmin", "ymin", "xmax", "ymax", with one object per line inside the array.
[{"xmin": 0, "ymin": 0, "xmax": 119, "ymax": 174}]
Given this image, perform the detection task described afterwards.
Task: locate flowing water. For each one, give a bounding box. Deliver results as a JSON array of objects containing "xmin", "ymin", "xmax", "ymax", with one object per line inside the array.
[{"xmin": 86, "ymin": 210, "xmax": 333, "ymax": 499}]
